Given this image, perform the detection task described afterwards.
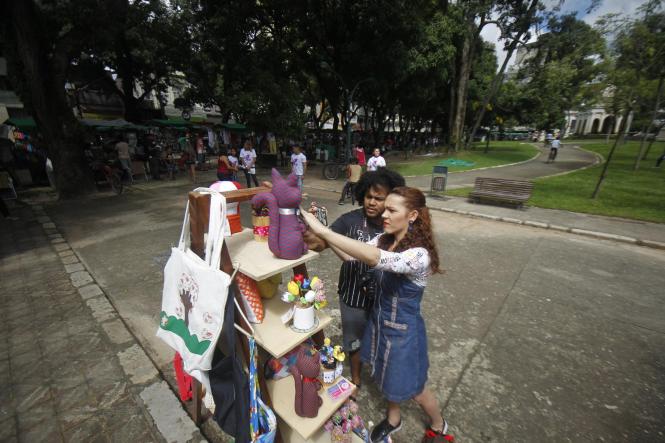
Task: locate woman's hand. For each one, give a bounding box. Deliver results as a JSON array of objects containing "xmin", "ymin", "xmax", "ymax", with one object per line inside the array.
[{"xmin": 300, "ymin": 208, "xmax": 328, "ymax": 237}]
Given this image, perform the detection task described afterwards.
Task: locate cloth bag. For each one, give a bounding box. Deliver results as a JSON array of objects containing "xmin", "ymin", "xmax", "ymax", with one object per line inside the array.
[
  {"xmin": 249, "ymin": 337, "xmax": 276, "ymax": 443},
  {"xmin": 157, "ymin": 187, "xmax": 230, "ymax": 390}
]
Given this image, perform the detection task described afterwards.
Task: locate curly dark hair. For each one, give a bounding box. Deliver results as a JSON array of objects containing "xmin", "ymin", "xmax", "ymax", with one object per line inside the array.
[
  {"xmin": 377, "ymin": 187, "xmax": 442, "ymax": 274},
  {"xmin": 354, "ymin": 168, "xmax": 405, "ymax": 203}
]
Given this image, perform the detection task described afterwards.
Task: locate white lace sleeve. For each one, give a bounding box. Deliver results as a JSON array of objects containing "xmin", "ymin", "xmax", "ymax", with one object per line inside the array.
[{"xmin": 374, "ymin": 247, "xmax": 430, "ymax": 287}]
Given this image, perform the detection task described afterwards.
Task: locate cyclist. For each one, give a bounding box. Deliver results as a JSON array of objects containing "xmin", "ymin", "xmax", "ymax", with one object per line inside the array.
[{"xmin": 548, "ymin": 136, "xmax": 561, "ymax": 162}]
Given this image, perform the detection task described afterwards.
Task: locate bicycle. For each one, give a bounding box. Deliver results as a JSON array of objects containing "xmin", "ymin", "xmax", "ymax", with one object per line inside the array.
[
  {"xmin": 90, "ymin": 155, "xmax": 124, "ymax": 195},
  {"xmin": 322, "ymin": 161, "xmax": 347, "ymax": 180},
  {"xmin": 547, "ymin": 148, "xmax": 558, "ymax": 163}
]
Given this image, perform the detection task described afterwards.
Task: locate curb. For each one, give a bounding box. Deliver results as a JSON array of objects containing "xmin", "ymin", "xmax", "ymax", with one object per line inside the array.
[
  {"xmin": 432, "ymin": 205, "xmax": 665, "ymax": 250},
  {"xmin": 28, "ymin": 203, "xmax": 204, "ymax": 443},
  {"xmin": 303, "ymin": 185, "xmax": 665, "ymax": 251}
]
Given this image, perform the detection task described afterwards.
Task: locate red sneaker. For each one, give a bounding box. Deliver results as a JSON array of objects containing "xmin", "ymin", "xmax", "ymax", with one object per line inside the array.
[{"xmin": 422, "ymin": 422, "xmax": 454, "ymax": 443}]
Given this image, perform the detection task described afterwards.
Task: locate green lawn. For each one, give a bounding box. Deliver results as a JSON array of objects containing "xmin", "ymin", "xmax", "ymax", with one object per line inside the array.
[
  {"xmin": 388, "ymin": 141, "xmax": 538, "ymax": 176},
  {"xmin": 446, "ymin": 140, "xmax": 665, "ymax": 223}
]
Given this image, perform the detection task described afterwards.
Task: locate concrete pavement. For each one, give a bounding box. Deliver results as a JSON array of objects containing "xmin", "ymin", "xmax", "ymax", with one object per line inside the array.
[
  {"xmin": 0, "ymin": 204, "xmax": 204, "ymax": 443},
  {"xmin": 39, "ymin": 183, "xmax": 665, "ymax": 442}
]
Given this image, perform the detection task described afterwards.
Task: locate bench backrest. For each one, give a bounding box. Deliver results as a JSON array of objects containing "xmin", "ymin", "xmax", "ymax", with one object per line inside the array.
[{"xmin": 473, "ymin": 177, "xmax": 533, "ymax": 195}]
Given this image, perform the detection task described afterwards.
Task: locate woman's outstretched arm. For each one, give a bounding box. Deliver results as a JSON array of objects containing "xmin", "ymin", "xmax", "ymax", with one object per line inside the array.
[{"xmin": 301, "ymin": 210, "xmax": 380, "ymax": 267}]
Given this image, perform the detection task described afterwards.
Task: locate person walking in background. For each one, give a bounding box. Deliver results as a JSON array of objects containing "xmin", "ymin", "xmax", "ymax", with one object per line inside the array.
[
  {"xmin": 338, "ymin": 157, "xmax": 362, "ymax": 205},
  {"xmin": 164, "ymin": 147, "xmax": 177, "ymax": 180},
  {"xmin": 240, "ymin": 140, "xmax": 259, "ymax": 187},
  {"xmin": 115, "ymin": 136, "xmax": 133, "ymax": 184},
  {"xmin": 291, "ymin": 145, "xmax": 307, "ymax": 193},
  {"xmin": 195, "ymin": 134, "xmax": 205, "ymax": 169},
  {"xmin": 366, "ymin": 148, "xmax": 386, "ymax": 171},
  {"xmin": 216, "ymin": 148, "xmax": 233, "ymax": 181},
  {"xmin": 355, "ymin": 145, "xmax": 366, "ymax": 168},
  {"xmin": 185, "ymin": 136, "xmax": 197, "ymax": 183},
  {"xmin": 301, "ymin": 186, "xmax": 453, "ymax": 443},
  {"xmin": 228, "ymin": 146, "xmax": 239, "ymax": 181}
]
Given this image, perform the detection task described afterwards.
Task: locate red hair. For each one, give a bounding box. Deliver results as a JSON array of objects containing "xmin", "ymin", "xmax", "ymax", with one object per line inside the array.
[{"xmin": 377, "ymin": 187, "xmax": 441, "ymax": 274}]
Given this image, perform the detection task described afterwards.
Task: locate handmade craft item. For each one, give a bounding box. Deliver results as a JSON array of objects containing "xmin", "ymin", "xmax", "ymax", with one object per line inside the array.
[
  {"xmin": 320, "ymin": 338, "xmax": 345, "ymax": 384},
  {"xmin": 252, "ymin": 206, "xmax": 270, "ymax": 242},
  {"xmin": 251, "ymin": 169, "xmax": 307, "ymax": 259},
  {"xmin": 324, "ymin": 399, "xmax": 368, "ymax": 442},
  {"xmin": 281, "ymin": 274, "xmax": 327, "ymax": 331},
  {"xmin": 236, "ymin": 272, "xmax": 264, "ymax": 323},
  {"xmin": 290, "ymin": 347, "xmax": 323, "ymax": 418}
]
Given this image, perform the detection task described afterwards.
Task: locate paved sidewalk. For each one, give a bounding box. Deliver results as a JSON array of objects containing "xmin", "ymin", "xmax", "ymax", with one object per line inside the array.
[{"xmin": 0, "ymin": 205, "xmax": 203, "ymax": 443}]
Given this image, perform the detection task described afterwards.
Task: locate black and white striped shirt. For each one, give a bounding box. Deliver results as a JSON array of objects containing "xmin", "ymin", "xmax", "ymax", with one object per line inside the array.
[{"xmin": 330, "ymin": 209, "xmax": 383, "ymax": 309}]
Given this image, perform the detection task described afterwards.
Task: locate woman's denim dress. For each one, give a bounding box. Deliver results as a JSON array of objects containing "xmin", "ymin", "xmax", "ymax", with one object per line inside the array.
[{"xmin": 360, "ymin": 268, "xmax": 429, "ymax": 402}]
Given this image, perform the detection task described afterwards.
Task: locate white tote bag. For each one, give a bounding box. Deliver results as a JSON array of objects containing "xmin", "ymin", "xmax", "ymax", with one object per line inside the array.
[{"xmin": 157, "ymin": 188, "xmax": 231, "ymax": 386}]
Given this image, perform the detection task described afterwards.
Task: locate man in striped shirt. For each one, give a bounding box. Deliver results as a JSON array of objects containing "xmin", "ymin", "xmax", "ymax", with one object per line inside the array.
[{"xmin": 305, "ymin": 169, "xmax": 405, "ymax": 388}]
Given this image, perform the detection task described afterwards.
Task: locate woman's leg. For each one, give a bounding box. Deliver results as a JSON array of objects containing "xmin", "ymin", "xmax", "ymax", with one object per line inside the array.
[
  {"xmin": 387, "ymin": 401, "xmax": 401, "ymax": 427},
  {"xmin": 414, "ymin": 387, "xmax": 445, "ymax": 431},
  {"xmin": 251, "ymin": 173, "xmax": 259, "ymax": 187},
  {"xmin": 244, "ymin": 170, "xmax": 252, "ymax": 187},
  {"xmin": 189, "ymin": 164, "xmax": 196, "ymax": 183}
]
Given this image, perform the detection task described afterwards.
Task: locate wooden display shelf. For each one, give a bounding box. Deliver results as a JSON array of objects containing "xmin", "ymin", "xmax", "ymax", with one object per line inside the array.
[
  {"xmin": 277, "ymin": 417, "xmax": 365, "ymax": 443},
  {"xmin": 267, "ymin": 377, "xmax": 357, "ymax": 441},
  {"xmin": 254, "ymin": 296, "xmax": 332, "ymax": 359},
  {"xmin": 226, "ymin": 229, "xmax": 319, "ymax": 281}
]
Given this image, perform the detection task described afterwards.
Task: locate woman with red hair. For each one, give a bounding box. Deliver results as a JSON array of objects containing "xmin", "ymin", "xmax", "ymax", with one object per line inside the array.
[{"xmin": 302, "ymin": 186, "xmax": 453, "ymax": 443}]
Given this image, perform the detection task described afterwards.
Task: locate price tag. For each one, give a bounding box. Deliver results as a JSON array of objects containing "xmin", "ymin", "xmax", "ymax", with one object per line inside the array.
[{"xmin": 281, "ymin": 306, "xmax": 295, "ymax": 324}]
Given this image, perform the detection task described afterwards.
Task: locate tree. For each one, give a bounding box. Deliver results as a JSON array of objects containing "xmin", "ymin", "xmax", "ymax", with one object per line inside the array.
[
  {"xmin": 465, "ymin": 0, "xmax": 543, "ymax": 149},
  {"xmin": 592, "ymin": 1, "xmax": 664, "ymax": 197},
  {"xmin": 514, "ymin": 13, "xmax": 607, "ymax": 132},
  {"xmin": 1, "ymin": 1, "xmax": 118, "ymax": 197}
]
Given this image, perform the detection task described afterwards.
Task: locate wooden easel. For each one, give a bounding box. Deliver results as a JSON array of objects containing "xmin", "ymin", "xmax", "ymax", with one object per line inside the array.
[{"xmin": 186, "ymin": 186, "xmax": 327, "ymax": 443}]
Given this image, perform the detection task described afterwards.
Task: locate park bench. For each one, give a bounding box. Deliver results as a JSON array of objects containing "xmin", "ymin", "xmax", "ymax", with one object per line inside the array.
[{"xmin": 469, "ymin": 177, "xmax": 533, "ymax": 208}]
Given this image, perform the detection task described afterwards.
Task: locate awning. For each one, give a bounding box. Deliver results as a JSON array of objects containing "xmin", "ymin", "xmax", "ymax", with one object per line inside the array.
[
  {"xmin": 151, "ymin": 118, "xmax": 195, "ymax": 127},
  {"xmin": 3, "ymin": 117, "xmax": 37, "ymax": 130},
  {"xmin": 221, "ymin": 122, "xmax": 248, "ymax": 131}
]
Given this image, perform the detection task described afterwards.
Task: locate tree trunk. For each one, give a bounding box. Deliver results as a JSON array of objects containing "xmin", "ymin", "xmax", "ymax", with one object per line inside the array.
[
  {"xmin": 592, "ymin": 104, "xmax": 632, "ymax": 199},
  {"xmin": 634, "ymin": 74, "xmax": 664, "ymax": 170},
  {"xmin": 6, "ymin": 1, "xmax": 95, "ymax": 198},
  {"xmin": 451, "ymin": 31, "xmax": 473, "ymax": 151},
  {"xmin": 642, "ymin": 122, "xmax": 664, "ymax": 160}
]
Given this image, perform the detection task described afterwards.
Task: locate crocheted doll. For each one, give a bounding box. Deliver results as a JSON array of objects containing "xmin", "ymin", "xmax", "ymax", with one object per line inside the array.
[
  {"xmin": 290, "ymin": 347, "xmax": 323, "ymax": 418},
  {"xmin": 251, "ymin": 168, "xmax": 307, "ymax": 260}
]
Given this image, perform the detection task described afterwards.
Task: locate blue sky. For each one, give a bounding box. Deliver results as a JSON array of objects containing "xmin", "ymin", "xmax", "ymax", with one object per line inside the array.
[{"xmin": 481, "ymin": 0, "xmax": 645, "ymax": 68}]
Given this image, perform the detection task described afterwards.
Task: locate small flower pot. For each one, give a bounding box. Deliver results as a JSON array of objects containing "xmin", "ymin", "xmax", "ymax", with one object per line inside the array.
[{"xmin": 293, "ymin": 305, "xmax": 315, "ymax": 331}]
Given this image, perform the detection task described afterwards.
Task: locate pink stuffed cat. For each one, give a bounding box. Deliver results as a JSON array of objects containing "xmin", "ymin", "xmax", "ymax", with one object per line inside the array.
[{"xmin": 251, "ymin": 169, "xmax": 307, "ymax": 260}]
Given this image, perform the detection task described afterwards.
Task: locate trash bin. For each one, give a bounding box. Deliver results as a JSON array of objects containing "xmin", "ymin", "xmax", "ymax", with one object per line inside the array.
[{"xmin": 430, "ymin": 165, "xmax": 448, "ymax": 197}]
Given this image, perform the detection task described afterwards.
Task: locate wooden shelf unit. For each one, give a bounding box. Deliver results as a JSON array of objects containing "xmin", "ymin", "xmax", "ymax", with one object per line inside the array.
[{"xmin": 187, "ymin": 188, "xmax": 353, "ymax": 443}]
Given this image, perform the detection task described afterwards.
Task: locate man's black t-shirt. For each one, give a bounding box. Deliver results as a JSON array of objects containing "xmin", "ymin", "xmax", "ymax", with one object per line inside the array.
[{"xmin": 330, "ymin": 209, "xmax": 383, "ymax": 309}]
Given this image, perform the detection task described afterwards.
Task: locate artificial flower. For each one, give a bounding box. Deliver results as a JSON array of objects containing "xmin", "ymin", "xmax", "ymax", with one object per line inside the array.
[
  {"xmin": 310, "ymin": 276, "xmax": 320, "ymax": 289},
  {"xmin": 304, "ymin": 290, "xmax": 316, "ymax": 303},
  {"xmin": 287, "ymin": 281, "xmax": 300, "ymax": 296},
  {"xmin": 293, "ymin": 274, "xmax": 305, "ymax": 284},
  {"xmin": 333, "ymin": 345, "xmax": 345, "ymax": 362},
  {"xmin": 302, "ymin": 278, "xmax": 310, "ymax": 289}
]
